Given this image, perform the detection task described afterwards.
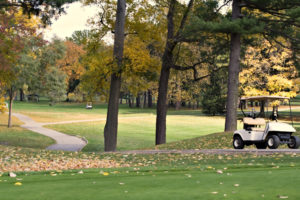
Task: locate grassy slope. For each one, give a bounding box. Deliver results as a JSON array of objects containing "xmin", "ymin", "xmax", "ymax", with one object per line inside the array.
[
  {"xmin": 0, "ymin": 114, "xmax": 54, "ymax": 149},
  {"xmin": 158, "ymin": 122, "xmax": 300, "ymax": 150}
]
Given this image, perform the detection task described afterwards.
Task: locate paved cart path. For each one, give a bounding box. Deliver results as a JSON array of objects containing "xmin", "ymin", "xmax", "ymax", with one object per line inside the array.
[
  {"xmin": 115, "ymin": 149, "xmax": 300, "ymax": 155},
  {"xmin": 13, "ymin": 113, "xmax": 87, "ymax": 151}
]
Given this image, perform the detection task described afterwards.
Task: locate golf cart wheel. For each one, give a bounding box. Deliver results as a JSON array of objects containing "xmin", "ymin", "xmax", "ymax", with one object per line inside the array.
[
  {"xmin": 233, "ymin": 135, "xmax": 244, "ymax": 149},
  {"xmin": 255, "ymin": 142, "xmax": 267, "ymax": 149},
  {"xmin": 288, "ymin": 136, "xmax": 300, "ymax": 149},
  {"xmin": 267, "ymin": 135, "xmax": 280, "ymax": 149}
]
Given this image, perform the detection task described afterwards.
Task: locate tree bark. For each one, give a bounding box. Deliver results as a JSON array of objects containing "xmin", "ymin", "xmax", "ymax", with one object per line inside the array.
[
  {"xmin": 176, "ymin": 100, "xmax": 181, "ymax": 110},
  {"xmin": 19, "ymin": 89, "xmax": 24, "ymax": 101},
  {"xmin": 136, "ymin": 95, "xmax": 140, "ymax": 108},
  {"xmin": 104, "ymin": 0, "xmax": 126, "ymax": 152},
  {"xmin": 148, "ymin": 90, "xmax": 152, "ymax": 108},
  {"xmin": 143, "ymin": 92, "xmax": 147, "ymax": 108},
  {"xmin": 225, "ymin": 0, "xmax": 241, "ymax": 132},
  {"xmin": 8, "ymin": 87, "xmax": 16, "ymax": 128},
  {"xmin": 155, "ymin": 0, "xmax": 194, "ymax": 145},
  {"xmin": 155, "ymin": 0, "xmax": 177, "ymax": 145}
]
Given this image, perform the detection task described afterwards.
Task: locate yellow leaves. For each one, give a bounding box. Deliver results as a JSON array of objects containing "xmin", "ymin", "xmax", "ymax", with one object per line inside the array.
[
  {"xmin": 240, "ymin": 39, "xmax": 298, "ymax": 97},
  {"xmin": 102, "ymin": 172, "xmax": 109, "ymax": 176},
  {"xmin": 14, "ymin": 182, "xmax": 22, "ymax": 186}
]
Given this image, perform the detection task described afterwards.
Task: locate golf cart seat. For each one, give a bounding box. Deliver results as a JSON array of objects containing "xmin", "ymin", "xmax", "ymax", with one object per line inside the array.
[
  {"xmin": 243, "ymin": 117, "xmax": 265, "ymax": 125},
  {"xmin": 243, "ymin": 117, "xmax": 265, "ymax": 131}
]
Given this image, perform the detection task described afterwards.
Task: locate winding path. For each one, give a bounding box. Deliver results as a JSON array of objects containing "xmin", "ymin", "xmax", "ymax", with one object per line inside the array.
[{"xmin": 13, "ymin": 113, "xmax": 87, "ymax": 151}]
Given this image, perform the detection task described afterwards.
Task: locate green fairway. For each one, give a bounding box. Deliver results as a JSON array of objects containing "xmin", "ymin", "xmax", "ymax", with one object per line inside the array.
[
  {"xmin": 0, "ymin": 114, "xmax": 54, "ymax": 149},
  {"xmin": 46, "ymin": 115, "xmax": 225, "ymax": 152},
  {"xmin": 1, "ymin": 155, "xmax": 300, "ymax": 200}
]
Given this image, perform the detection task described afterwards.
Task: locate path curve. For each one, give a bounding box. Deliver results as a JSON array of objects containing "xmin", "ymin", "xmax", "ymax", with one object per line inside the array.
[{"xmin": 13, "ymin": 113, "xmax": 87, "ymax": 151}]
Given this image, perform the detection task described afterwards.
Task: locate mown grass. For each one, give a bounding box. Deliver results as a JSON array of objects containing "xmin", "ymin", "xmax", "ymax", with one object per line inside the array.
[
  {"xmin": 158, "ymin": 122, "xmax": 300, "ymax": 150},
  {"xmin": 1, "ymin": 149, "xmax": 300, "ymax": 200},
  {"xmin": 0, "ymin": 114, "xmax": 54, "ymax": 149},
  {"xmin": 46, "ymin": 115, "xmax": 226, "ymax": 152}
]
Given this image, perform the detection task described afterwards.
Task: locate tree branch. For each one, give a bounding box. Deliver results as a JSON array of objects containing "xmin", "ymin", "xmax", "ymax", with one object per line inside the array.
[{"xmin": 193, "ymin": 66, "xmax": 227, "ymax": 82}]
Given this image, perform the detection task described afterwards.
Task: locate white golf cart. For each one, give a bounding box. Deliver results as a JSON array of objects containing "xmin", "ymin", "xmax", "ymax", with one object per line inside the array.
[
  {"xmin": 86, "ymin": 102, "xmax": 93, "ymax": 109},
  {"xmin": 233, "ymin": 96, "xmax": 299, "ymax": 149}
]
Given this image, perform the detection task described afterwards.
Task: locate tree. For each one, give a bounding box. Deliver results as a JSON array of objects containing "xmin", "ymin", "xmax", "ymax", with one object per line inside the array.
[
  {"xmin": 240, "ymin": 39, "xmax": 298, "ymax": 98},
  {"xmin": 201, "ymin": 68, "xmax": 227, "ymax": 115},
  {"xmin": 57, "ymin": 40, "xmax": 85, "ymax": 100},
  {"xmin": 104, "ymin": 0, "xmax": 126, "ymax": 151},
  {"xmin": 224, "ymin": 0, "xmax": 241, "ymax": 131},
  {"xmin": 0, "ymin": 9, "xmax": 43, "ymax": 127},
  {"xmin": 0, "ymin": 0, "xmax": 76, "ymax": 25},
  {"xmin": 36, "ymin": 39, "xmax": 67, "ymax": 105},
  {"xmin": 156, "ymin": 0, "xmax": 195, "ymax": 145},
  {"xmin": 185, "ymin": 0, "xmax": 300, "ymax": 131}
]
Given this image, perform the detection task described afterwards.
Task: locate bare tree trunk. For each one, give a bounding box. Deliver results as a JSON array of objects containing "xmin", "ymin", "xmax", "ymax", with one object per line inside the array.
[
  {"xmin": 129, "ymin": 96, "xmax": 132, "ymax": 108},
  {"xmin": 136, "ymin": 95, "xmax": 140, "ymax": 108},
  {"xmin": 225, "ymin": 0, "xmax": 241, "ymax": 132},
  {"xmin": 19, "ymin": 89, "xmax": 24, "ymax": 101},
  {"xmin": 155, "ymin": 0, "xmax": 194, "ymax": 145},
  {"xmin": 176, "ymin": 101, "xmax": 181, "ymax": 110},
  {"xmin": 143, "ymin": 92, "xmax": 147, "ymax": 108},
  {"xmin": 8, "ymin": 87, "xmax": 16, "ymax": 128},
  {"xmin": 260, "ymin": 100, "xmax": 265, "ymax": 117},
  {"xmin": 148, "ymin": 90, "xmax": 152, "ymax": 108},
  {"xmin": 104, "ymin": 0, "xmax": 126, "ymax": 152}
]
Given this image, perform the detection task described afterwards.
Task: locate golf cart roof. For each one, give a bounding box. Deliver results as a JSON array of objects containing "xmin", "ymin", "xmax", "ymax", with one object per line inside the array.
[{"xmin": 240, "ymin": 96, "xmax": 290, "ymax": 101}]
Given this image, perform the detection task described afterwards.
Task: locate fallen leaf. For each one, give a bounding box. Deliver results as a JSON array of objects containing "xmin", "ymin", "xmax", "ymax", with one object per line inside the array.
[
  {"xmin": 278, "ymin": 195, "xmax": 288, "ymax": 199},
  {"xmin": 14, "ymin": 182, "xmax": 22, "ymax": 186}
]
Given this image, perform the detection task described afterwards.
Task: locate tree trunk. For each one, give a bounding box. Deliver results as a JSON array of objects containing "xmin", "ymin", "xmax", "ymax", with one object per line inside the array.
[
  {"xmin": 129, "ymin": 97, "xmax": 132, "ymax": 108},
  {"xmin": 8, "ymin": 87, "xmax": 16, "ymax": 128},
  {"xmin": 148, "ymin": 90, "xmax": 152, "ymax": 108},
  {"xmin": 104, "ymin": 0, "xmax": 126, "ymax": 152},
  {"xmin": 225, "ymin": 0, "xmax": 241, "ymax": 132},
  {"xmin": 260, "ymin": 100, "xmax": 265, "ymax": 117},
  {"xmin": 156, "ymin": 61, "xmax": 171, "ymax": 145},
  {"xmin": 136, "ymin": 95, "xmax": 140, "ymax": 108},
  {"xmin": 19, "ymin": 89, "xmax": 24, "ymax": 101},
  {"xmin": 143, "ymin": 92, "xmax": 147, "ymax": 108},
  {"xmin": 155, "ymin": 0, "xmax": 177, "ymax": 145},
  {"xmin": 176, "ymin": 100, "xmax": 181, "ymax": 110}
]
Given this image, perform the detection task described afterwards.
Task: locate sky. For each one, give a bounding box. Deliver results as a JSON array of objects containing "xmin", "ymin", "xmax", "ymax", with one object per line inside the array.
[{"xmin": 43, "ymin": 2, "xmax": 98, "ymax": 41}]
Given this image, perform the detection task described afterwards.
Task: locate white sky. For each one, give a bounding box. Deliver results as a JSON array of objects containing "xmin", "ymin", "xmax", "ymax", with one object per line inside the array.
[{"xmin": 43, "ymin": 2, "xmax": 98, "ymax": 41}]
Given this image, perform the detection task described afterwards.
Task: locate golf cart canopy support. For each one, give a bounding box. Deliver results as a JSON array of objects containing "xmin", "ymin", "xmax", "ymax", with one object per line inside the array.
[{"xmin": 240, "ymin": 96, "xmax": 290, "ymax": 101}]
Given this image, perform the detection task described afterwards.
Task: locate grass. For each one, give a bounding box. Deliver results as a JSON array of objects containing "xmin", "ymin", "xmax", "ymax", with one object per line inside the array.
[
  {"xmin": 0, "ymin": 114, "xmax": 54, "ymax": 149},
  {"xmin": 46, "ymin": 115, "xmax": 225, "ymax": 152},
  {"xmin": 1, "ymin": 150, "xmax": 300, "ymax": 200}
]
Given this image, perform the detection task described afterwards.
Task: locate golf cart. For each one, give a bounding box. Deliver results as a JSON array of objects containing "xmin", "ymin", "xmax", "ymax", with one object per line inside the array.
[
  {"xmin": 86, "ymin": 102, "xmax": 93, "ymax": 109},
  {"xmin": 233, "ymin": 96, "xmax": 299, "ymax": 149}
]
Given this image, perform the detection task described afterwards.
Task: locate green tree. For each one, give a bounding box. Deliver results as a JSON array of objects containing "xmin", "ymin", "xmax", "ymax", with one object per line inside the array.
[
  {"xmin": 201, "ymin": 68, "xmax": 227, "ymax": 115},
  {"xmin": 185, "ymin": 0, "xmax": 300, "ymax": 131}
]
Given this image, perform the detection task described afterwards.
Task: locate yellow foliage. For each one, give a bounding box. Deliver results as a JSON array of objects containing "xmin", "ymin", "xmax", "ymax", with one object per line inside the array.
[{"xmin": 240, "ymin": 39, "xmax": 298, "ymax": 98}]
